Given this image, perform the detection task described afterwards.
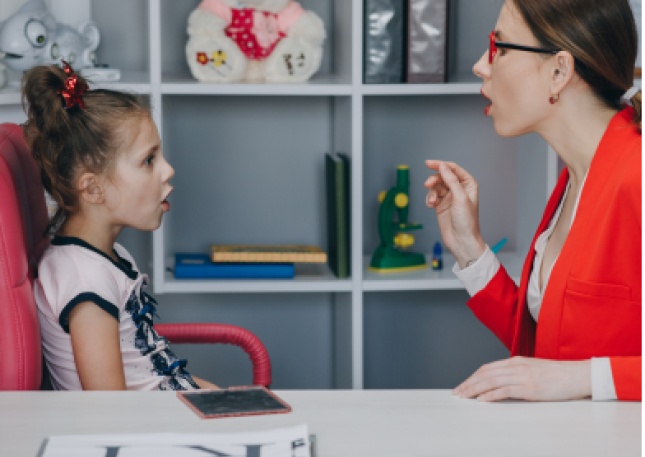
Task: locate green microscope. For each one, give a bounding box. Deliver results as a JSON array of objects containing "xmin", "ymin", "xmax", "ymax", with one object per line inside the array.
[{"xmin": 369, "ymin": 165, "xmax": 428, "ymax": 273}]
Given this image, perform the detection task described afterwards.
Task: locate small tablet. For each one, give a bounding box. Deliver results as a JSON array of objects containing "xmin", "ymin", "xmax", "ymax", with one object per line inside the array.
[{"xmin": 177, "ymin": 386, "xmax": 292, "ymax": 419}]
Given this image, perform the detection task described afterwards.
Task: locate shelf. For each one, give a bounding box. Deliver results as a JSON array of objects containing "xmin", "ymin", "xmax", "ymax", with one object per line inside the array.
[
  {"xmin": 362, "ymin": 72, "xmax": 483, "ymax": 96},
  {"xmin": 90, "ymin": 71, "xmax": 151, "ymax": 94},
  {"xmin": 362, "ymin": 252, "xmax": 523, "ymax": 292},
  {"xmin": 162, "ymin": 261, "xmax": 353, "ymax": 294},
  {"xmin": 0, "ymin": 88, "xmax": 21, "ymax": 105},
  {"xmin": 161, "ymin": 73, "xmax": 353, "ymax": 96},
  {"xmin": 0, "ymin": 72, "xmax": 151, "ymax": 106},
  {"xmin": 362, "ymin": 82, "xmax": 481, "ymax": 96}
]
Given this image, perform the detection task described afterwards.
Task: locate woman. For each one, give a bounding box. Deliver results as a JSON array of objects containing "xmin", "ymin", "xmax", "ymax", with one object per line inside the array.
[{"xmin": 425, "ymin": 0, "xmax": 641, "ymax": 402}]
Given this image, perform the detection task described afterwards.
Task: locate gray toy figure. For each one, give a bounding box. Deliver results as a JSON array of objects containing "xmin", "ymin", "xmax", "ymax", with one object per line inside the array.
[{"xmin": 0, "ymin": 0, "xmax": 100, "ymax": 73}]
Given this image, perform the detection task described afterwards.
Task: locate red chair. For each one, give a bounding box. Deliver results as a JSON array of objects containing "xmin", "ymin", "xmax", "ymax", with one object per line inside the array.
[{"xmin": 0, "ymin": 123, "xmax": 271, "ymax": 390}]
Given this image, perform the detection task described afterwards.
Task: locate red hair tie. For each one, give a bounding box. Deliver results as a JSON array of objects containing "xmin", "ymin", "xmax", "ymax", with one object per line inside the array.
[{"xmin": 57, "ymin": 60, "xmax": 89, "ymax": 110}]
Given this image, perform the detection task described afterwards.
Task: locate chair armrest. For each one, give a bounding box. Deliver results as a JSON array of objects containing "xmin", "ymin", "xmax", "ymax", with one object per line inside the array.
[{"xmin": 154, "ymin": 323, "xmax": 271, "ymax": 387}]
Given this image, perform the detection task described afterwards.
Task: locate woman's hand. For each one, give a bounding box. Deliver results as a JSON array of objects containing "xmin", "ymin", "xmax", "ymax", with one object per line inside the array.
[
  {"xmin": 424, "ymin": 160, "xmax": 486, "ymax": 269},
  {"xmin": 453, "ymin": 357, "xmax": 592, "ymax": 402}
]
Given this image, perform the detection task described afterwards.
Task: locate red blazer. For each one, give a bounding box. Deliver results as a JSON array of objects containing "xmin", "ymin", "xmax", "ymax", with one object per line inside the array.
[{"xmin": 468, "ymin": 108, "xmax": 642, "ymax": 401}]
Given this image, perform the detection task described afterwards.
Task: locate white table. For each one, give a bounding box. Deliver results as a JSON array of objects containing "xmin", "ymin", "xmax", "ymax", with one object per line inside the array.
[{"xmin": 0, "ymin": 390, "xmax": 640, "ymax": 457}]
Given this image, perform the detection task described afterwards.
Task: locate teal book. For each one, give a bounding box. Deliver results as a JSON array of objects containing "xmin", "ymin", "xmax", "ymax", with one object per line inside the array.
[{"xmin": 325, "ymin": 153, "xmax": 351, "ymax": 278}]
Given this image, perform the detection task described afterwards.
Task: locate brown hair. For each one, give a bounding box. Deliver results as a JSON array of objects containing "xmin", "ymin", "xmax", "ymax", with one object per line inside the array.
[
  {"xmin": 21, "ymin": 64, "xmax": 151, "ymax": 235},
  {"xmin": 511, "ymin": 0, "xmax": 642, "ymax": 132}
]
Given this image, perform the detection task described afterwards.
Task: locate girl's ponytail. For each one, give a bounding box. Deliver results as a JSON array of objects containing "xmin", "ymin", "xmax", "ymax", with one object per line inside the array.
[
  {"xmin": 20, "ymin": 64, "xmax": 150, "ymax": 235},
  {"xmin": 22, "ymin": 65, "xmax": 82, "ymax": 234}
]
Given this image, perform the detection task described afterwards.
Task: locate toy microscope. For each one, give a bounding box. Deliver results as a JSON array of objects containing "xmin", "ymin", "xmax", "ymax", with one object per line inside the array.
[{"xmin": 369, "ymin": 165, "xmax": 428, "ymax": 273}]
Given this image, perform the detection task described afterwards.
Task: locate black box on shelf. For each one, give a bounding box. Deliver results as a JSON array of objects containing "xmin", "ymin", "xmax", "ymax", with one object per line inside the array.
[
  {"xmin": 364, "ymin": 0, "xmax": 408, "ymax": 84},
  {"xmin": 407, "ymin": 0, "xmax": 449, "ymax": 83}
]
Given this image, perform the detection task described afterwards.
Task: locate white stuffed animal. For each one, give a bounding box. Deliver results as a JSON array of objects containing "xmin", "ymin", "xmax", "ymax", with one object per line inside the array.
[{"xmin": 186, "ymin": 0, "xmax": 326, "ymax": 83}]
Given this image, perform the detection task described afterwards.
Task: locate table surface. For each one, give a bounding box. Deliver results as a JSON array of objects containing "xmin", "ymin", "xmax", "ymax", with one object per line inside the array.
[{"xmin": 0, "ymin": 390, "xmax": 641, "ymax": 457}]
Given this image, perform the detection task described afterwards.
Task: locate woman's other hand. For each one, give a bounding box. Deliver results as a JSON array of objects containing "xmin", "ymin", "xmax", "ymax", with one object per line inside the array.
[
  {"xmin": 425, "ymin": 160, "xmax": 486, "ymax": 268},
  {"xmin": 453, "ymin": 357, "xmax": 592, "ymax": 402}
]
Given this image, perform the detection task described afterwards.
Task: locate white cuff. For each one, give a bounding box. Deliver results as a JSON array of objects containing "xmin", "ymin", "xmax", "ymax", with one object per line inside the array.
[
  {"xmin": 591, "ymin": 357, "xmax": 618, "ymax": 401},
  {"xmin": 452, "ymin": 245, "xmax": 501, "ymax": 297}
]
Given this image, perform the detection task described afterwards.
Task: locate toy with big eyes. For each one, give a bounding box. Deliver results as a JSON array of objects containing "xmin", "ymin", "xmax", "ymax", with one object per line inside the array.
[{"xmin": 0, "ymin": 0, "xmax": 100, "ymax": 72}]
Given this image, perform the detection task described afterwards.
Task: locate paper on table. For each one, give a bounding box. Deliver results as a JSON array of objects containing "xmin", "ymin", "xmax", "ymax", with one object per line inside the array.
[{"xmin": 38, "ymin": 424, "xmax": 311, "ymax": 457}]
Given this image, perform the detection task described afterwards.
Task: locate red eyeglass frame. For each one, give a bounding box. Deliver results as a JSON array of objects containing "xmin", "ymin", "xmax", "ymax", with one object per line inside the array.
[{"xmin": 489, "ymin": 31, "xmax": 559, "ymax": 64}]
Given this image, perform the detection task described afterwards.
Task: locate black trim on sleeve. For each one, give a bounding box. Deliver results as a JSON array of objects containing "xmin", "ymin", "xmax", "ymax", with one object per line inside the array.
[
  {"xmin": 51, "ymin": 236, "xmax": 138, "ymax": 280},
  {"xmin": 59, "ymin": 292, "xmax": 120, "ymax": 334}
]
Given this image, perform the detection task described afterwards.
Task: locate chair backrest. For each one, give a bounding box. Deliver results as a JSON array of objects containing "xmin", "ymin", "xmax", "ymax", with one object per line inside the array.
[{"xmin": 0, "ymin": 123, "xmax": 50, "ymax": 390}]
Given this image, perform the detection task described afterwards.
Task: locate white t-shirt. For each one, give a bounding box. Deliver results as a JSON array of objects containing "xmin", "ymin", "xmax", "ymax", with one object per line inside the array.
[{"xmin": 34, "ymin": 236, "xmax": 199, "ymax": 391}]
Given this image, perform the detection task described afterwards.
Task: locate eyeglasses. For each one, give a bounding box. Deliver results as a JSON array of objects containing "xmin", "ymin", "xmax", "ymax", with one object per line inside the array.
[{"xmin": 489, "ymin": 31, "xmax": 559, "ymax": 64}]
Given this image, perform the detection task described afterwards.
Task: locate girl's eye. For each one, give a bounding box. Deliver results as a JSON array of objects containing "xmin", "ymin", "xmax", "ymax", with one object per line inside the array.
[
  {"xmin": 499, "ymin": 48, "xmax": 507, "ymax": 56},
  {"xmin": 144, "ymin": 155, "xmax": 155, "ymax": 165}
]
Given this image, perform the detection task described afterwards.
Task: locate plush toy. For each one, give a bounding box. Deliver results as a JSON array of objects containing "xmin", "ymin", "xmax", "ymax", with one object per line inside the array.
[
  {"xmin": 186, "ymin": 0, "xmax": 326, "ymax": 83},
  {"xmin": 0, "ymin": 0, "xmax": 100, "ymax": 74}
]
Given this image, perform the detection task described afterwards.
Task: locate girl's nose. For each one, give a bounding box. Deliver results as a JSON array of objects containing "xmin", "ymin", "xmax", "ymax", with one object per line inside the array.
[
  {"xmin": 163, "ymin": 157, "xmax": 175, "ymax": 181},
  {"xmin": 473, "ymin": 51, "xmax": 491, "ymax": 80}
]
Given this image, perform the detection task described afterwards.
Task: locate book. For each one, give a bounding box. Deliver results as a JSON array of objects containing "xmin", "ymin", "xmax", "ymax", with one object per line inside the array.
[
  {"xmin": 175, "ymin": 254, "xmax": 295, "ymax": 279},
  {"xmin": 325, "ymin": 152, "xmax": 351, "ymax": 278},
  {"xmin": 210, "ymin": 245, "xmax": 327, "ymax": 264},
  {"xmin": 407, "ymin": 0, "xmax": 449, "ymax": 83},
  {"xmin": 364, "ymin": 0, "xmax": 407, "ymax": 84},
  {"xmin": 38, "ymin": 424, "xmax": 313, "ymax": 457}
]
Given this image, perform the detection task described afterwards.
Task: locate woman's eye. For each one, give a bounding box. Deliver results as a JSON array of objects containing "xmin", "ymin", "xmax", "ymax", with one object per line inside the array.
[
  {"xmin": 144, "ymin": 155, "xmax": 155, "ymax": 165},
  {"xmin": 499, "ymin": 48, "xmax": 507, "ymax": 56}
]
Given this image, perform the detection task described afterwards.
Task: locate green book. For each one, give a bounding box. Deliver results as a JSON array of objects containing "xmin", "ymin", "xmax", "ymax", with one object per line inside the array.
[{"xmin": 325, "ymin": 153, "xmax": 351, "ymax": 278}]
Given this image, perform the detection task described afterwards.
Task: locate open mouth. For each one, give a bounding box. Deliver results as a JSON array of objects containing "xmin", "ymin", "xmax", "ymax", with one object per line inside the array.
[
  {"xmin": 161, "ymin": 189, "xmax": 173, "ymax": 210},
  {"xmin": 481, "ymin": 90, "xmax": 492, "ymax": 115}
]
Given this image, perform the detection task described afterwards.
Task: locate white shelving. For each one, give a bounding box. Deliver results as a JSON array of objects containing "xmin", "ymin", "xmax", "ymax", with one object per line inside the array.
[
  {"xmin": 164, "ymin": 259, "xmax": 352, "ymax": 294},
  {"xmin": 363, "ymin": 252, "xmax": 523, "ymax": 292},
  {"xmin": 0, "ymin": 91, "xmax": 21, "ymax": 105}
]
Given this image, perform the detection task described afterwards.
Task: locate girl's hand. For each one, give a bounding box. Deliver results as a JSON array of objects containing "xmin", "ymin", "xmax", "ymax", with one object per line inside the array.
[
  {"xmin": 453, "ymin": 357, "xmax": 592, "ymax": 402},
  {"xmin": 424, "ymin": 160, "xmax": 486, "ymax": 269},
  {"xmin": 193, "ymin": 376, "xmax": 221, "ymax": 390}
]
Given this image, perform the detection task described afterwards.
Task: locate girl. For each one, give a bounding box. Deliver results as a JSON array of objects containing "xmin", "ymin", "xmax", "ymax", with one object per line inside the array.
[
  {"xmin": 25, "ymin": 63, "xmax": 218, "ymax": 391},
  {"xmin": 425, "ymin": 0, "xmax": 641, "ymax": 402}
]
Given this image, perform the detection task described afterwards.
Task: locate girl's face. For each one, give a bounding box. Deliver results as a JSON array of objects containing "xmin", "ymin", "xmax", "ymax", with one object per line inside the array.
[
  {"xmin": 472, "ymin": 1, "xmax": 554, "ymax": 137},
  {"xmin": 104, "ymin": 117, "xmax": 174, "ymax": 231}
]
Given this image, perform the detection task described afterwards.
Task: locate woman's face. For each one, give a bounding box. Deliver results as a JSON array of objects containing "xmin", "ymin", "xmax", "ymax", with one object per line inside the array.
[{"xmin": 473, "ymin": 1, "xmax": 555, "ymax": 137}]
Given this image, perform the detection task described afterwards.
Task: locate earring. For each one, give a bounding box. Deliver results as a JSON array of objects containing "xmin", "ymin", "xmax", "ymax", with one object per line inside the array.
[{"xmin": 549, "ymin": 94, "xmax": 559, "ymax": 104}]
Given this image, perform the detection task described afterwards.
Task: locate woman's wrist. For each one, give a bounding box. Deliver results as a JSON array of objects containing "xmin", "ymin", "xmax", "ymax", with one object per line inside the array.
[{"xmin": 454, "ymin": 236, "xmax": 487, "ymax": 270}]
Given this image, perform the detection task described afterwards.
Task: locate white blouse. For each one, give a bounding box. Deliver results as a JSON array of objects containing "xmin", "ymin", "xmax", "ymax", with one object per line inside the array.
[{"xmin": 452, "ymin": 170, "xmax": 617, "ymax": 401}]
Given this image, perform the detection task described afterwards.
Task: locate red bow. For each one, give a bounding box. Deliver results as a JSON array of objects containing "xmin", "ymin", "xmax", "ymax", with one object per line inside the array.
[{"xmin": 57, "ymin": 60, "xmax": 89, "ymax": 110}]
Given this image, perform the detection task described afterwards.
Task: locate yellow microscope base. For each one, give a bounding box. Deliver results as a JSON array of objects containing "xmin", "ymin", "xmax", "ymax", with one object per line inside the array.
[{"xmin": 369, "ymin": 264, "xmax": 429, "ymax": 274}]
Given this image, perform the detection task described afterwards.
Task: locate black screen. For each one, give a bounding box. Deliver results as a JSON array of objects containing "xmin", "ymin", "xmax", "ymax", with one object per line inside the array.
[{"xmin": 182, "ymin": 389, "xmax": 289, "ymax": 416}]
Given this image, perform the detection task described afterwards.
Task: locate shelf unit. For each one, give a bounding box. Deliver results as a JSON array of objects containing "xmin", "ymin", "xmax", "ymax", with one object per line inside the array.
[{"xmin": 1, "ymin": 0, "xmax": 640, "ymax": 390}]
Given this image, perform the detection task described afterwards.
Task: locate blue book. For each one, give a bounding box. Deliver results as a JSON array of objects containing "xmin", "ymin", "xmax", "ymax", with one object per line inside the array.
[{"xmin": 174, "ymin": 254, "xmax": 295, "ymax": 279}]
